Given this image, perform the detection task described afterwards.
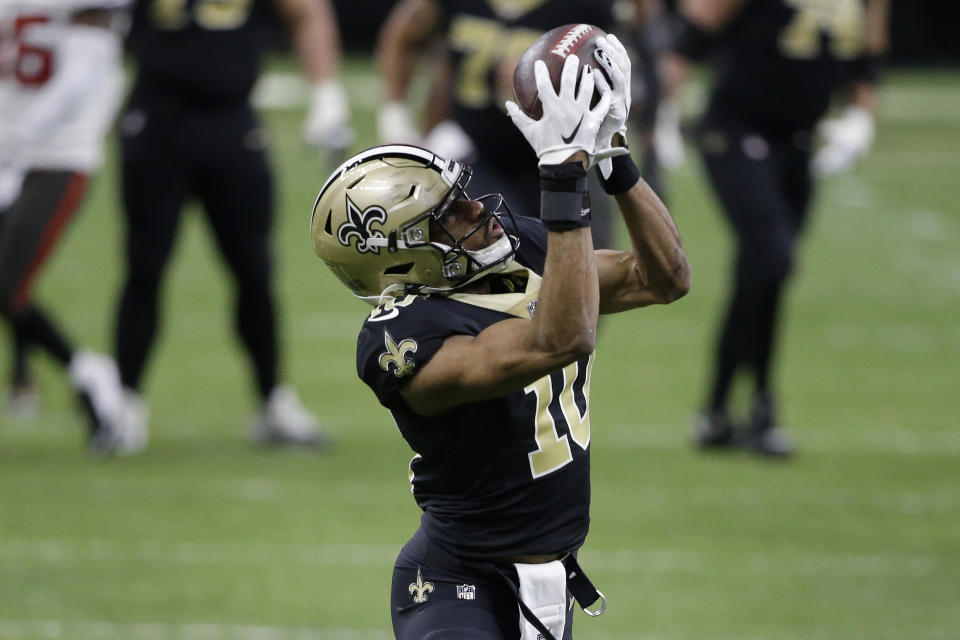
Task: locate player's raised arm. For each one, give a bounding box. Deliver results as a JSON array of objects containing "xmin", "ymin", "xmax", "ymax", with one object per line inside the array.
[
  {"xmin": 589, "ymin": 35, "xmax": 691, "ymax": 312},
  {"xmin": 395, "ymin": 56, "xmax": 612, "ymax": 415}
]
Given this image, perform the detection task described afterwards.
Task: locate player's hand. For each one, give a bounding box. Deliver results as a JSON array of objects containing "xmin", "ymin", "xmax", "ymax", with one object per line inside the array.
[
  {"xmin": 505, "ymin": 54, "xmax": 612, "ymax": 167},
  {"xmin": 303, "ymin": 79, "xmax": 354, "ymax": 151},
  {"xmin": 592, "ymin": 34, "xmax": 632, "ymax": 178},
  {"xmin": 377, "ymin": 101, "xmax": 421, "ymax": 144},
  {"xmin": 812, "ymin": 105, "xmax": 875, "ymax": 177},
  {"xmin": 0, "ymin": 161, "xmax": 24, "ymax": 211}
]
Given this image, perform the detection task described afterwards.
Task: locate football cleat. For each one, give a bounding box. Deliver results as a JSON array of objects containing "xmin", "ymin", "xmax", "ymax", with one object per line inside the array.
[
  {"xmin": 251, "ymin": 385, "xmax": 330, "ymax": 448},
  {"xmin": 5, "ymin": 382, "xmax": 40, "ymax": 421},
  {"xmin": 691, "ymin": 410, "xmax": 736, "ymax": 449},
  {"xmin": 111, "ymin": 389, "xmax": 149, "ymax": 456},
  {"xmin": 743, "ymin": 426, "xmax": 794, "ymax": 458},
  {"xmin": 68, "ymin": 350, "xmax": 123, "ymax": 453},
  {"xmin": 742, "ymin": 395, "xmax": 794, "ymax": 458}
]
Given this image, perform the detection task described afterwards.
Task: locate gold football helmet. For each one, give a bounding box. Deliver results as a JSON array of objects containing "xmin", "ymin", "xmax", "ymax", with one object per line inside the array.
[{"xmin": 311, "ymin": 145, "xmax": 518, "ymax": 300}]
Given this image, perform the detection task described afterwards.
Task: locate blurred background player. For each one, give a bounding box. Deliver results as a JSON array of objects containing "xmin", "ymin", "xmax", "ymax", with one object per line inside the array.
[
  {"xmin": 665, "ymin": 0, "xmax": 891, "ymax": 456},
  {"xmin": 615, "ymin": 0, "xmax": 674, "ymax": 200},
  {"xmin": 375, "ymin": 0, "xmax": 633, "ymax": 250},
  {"xmin": 112, "ymin": 0, "xmax": 352, "ymax": 452},
  {"xmin": 0, "ymin": 0, "xmax": 127, "ymax": 450}
]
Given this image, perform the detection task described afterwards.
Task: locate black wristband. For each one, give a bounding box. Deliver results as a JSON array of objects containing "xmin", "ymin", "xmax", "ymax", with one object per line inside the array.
[
  {"xmin": 673, "ymin": 16, "xmax": 716, "ymax": 61},
  {"xmin": 540, "ymin": 163, "xmax": 591, "ymax": 231},
  {"xmin": 596, "ymin": 154, "xmax": 642, "ymax": 195}
]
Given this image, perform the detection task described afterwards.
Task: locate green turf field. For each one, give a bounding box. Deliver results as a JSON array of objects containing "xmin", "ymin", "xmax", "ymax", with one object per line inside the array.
[{"xmin": 1, "ymin": 60, "xmax": 958, "ymax": 639}]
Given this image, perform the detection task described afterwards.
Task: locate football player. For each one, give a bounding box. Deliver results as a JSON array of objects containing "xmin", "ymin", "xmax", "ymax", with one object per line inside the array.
[
  {"xmin": 664, "ymin": 0, "xmax": 890, "ymax": 455},
  {"xmin": 0, "ymin": 0, "xmax": 128, "ymax": 450},
  {"xmin": 375, "ymin": 0, "xmax": 628, "ymax": 250},
  {"xmin": 312, "ymin": 40, "xmax": 689, "ymax": 640},
  {"xmin": 110, "ymin": 0, "xmax": 352, "ymax": 452}
]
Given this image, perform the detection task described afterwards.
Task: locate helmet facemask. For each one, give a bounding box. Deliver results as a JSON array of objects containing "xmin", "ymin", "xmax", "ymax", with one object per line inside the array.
[
  {"xmin": 420, "ymin": 193, "xmax": 520, "ymax": 291},
  {"xmin": 363, "ymin": 166, "xmax": 521, "ymax": 296}
]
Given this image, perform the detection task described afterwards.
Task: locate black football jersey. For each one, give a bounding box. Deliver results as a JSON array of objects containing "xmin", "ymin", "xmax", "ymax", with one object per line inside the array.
[
  {"xmin": 128, "ymin": 0, "xmax": 276, "ymax": 103},
  {"xmin": 708, "ymin": 0, "xmax": 869, "ymax": 132},
  {"xmin": 356, "ymin": 215, "xmax": 594, "ymax": 559},
  {"xmin": 436, "ymin": 0, "xmax": 617, "ymax": 170}
]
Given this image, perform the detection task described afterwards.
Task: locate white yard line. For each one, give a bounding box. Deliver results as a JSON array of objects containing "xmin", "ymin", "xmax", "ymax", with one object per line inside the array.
[
  {"xmin": 0, "ymin": 539, "xmax": 952, "ymax": 578},
  {"xmin": 0, "ymin": 620, "xmax": 391, "ymax": 640},
  {"xmin": 602, "ymin": 421, "xmax": 960, "ymax": 456}
]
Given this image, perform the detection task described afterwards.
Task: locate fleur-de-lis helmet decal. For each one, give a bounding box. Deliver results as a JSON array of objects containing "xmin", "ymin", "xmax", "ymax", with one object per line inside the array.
[{"xmin": 337, "ymin": 197, "xmax": 386, "ymax": 254}]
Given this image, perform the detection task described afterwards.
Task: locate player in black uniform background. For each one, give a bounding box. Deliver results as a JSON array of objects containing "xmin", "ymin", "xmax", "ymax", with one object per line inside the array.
[
  {"xmin": 110, "ymin": 0, "xmax": 352, "ymax": 452},
  {"xmin": 665, "ymin": 0, "xmax": 890, "ymax": 456},
  {"xmin": 375, "ymin": 0, "xmax": 625, "ymax": 249},
  {"xmin": 312, "ymin": 40, "xmax": 689, "ymax": 639}
]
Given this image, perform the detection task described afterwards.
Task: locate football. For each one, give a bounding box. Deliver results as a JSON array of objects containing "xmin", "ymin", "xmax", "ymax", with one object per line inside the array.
[{"xmin": 512, "ymin": 23, "xmax": 608, "ymax": 119}]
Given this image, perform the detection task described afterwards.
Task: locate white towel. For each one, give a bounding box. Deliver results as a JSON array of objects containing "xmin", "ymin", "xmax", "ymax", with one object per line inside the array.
[{"xmin": 515, "ymin": 560, "xmax": 567, "ymax": 640}]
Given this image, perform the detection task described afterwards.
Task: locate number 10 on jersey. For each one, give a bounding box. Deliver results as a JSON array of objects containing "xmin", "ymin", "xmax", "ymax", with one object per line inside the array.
[{"xmin": 525, "ymin": 354, "xmax": 595, "ymax": 478}]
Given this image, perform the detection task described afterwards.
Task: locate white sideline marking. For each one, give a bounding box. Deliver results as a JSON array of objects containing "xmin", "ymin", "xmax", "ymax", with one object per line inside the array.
[
  {"xmin": 0, "ymin": 539, "xmax": 952, "ymax": 578},
  {"xmin": 603, "ymin": 422, "xmax": 960, "ymax": 456},
  {"xmin": 0, "ymin": 620, "xmax": 798, "ymax": 640},
  {"xmin": 0, "ymin": 620, "xmax": 391, "ymax": 640},
  {"xmin": 823, "ymin": 322, "xmax": 960, "ymax": 353},
  {"xmin": 906, "ymin": 209, "xmax": 952, "ymax": 241},
  {"xmin": 0, "ymin": 539, "xmax": 398, "ymax": 567}
]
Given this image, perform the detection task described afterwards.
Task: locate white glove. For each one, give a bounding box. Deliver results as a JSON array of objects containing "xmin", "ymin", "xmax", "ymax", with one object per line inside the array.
[
  {"xmin": 303, "ymin": 79, "xmax": 354, "ymax": 150},
  {"xmin": 654, "ymin": 99, "xmax": 686, "ymax": 169},
  {"xmin": 0, "ymin": 161, "xmax": 25, "ymax": 211},
  {"xmin": 377, "ymin": 100, "xmax": 421, "ymax": 145},
  {"xmin": 505, "ymin": 55, "xmax": 612, "ymax": 167},
  {"xmin": 592, "ymin": 34, "xmax": 632, "ymax": 179},
  {"xmin": 812, "ymin": 105, "xmax": 875, "ymax": 177}
]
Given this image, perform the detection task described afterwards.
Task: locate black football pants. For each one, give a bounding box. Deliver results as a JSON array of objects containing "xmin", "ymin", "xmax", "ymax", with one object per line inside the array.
[
  {"xmin": 697, "ymin": 107, "xmax": 813, "ymax": 411},
  {"xmin": 391, "ymin": 528, "xmax": 576, "ymax": 640},
  {"xmin": 0, "ymin": 170, "xmax": 86, "ymax": 381},
  {"xmin": 115, "ymin": 88, "xmax": 278, "ymax": 399}
]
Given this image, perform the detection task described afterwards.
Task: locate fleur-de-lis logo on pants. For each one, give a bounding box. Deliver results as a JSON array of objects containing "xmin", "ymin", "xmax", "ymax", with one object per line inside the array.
[
  {"xmin": 379, "ymin": 330, "xmax": 418, "ymax": 378},
  {"xmin": 409, "ymin": 567, "xmax": 434, "ymax": 604},
  {"xmin": 337, "ymin": 197, "xmax": 386, "ymax": 254}
]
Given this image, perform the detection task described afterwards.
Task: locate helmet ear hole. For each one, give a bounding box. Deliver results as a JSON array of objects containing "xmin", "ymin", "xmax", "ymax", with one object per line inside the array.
[
  {"xmin": 383, "ymin": 262, "xmax": 415, "ymax": 276},
  {"xmin": 323, "ymin": 210, "xmax": 333, "ymax": 235}
]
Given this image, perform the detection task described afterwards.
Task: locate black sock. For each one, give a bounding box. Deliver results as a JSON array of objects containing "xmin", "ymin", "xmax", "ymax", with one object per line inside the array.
[
  {"xmin": 708, "ymin": 276, "xmax": 765, "ymax": 411},
  {"xmin": 10, "ymin": 321, "xmax": 32, "ymax": 386},
  {"xmin": 115, "ymin": 273, "xmax": 161, "ymax": 391},
  {"xmin": 7, "ymin": 304, "xmax": 73, "ymax": 367},
  {"xmin": 235, "ymin": 285, "xmax": 278, "ymax": 401}
]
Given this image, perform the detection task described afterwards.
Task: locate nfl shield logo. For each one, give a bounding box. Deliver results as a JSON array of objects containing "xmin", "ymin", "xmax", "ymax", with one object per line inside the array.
[{"xmin": 456, "ymin": 584, "xmax": 476, "ymax": 600}]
